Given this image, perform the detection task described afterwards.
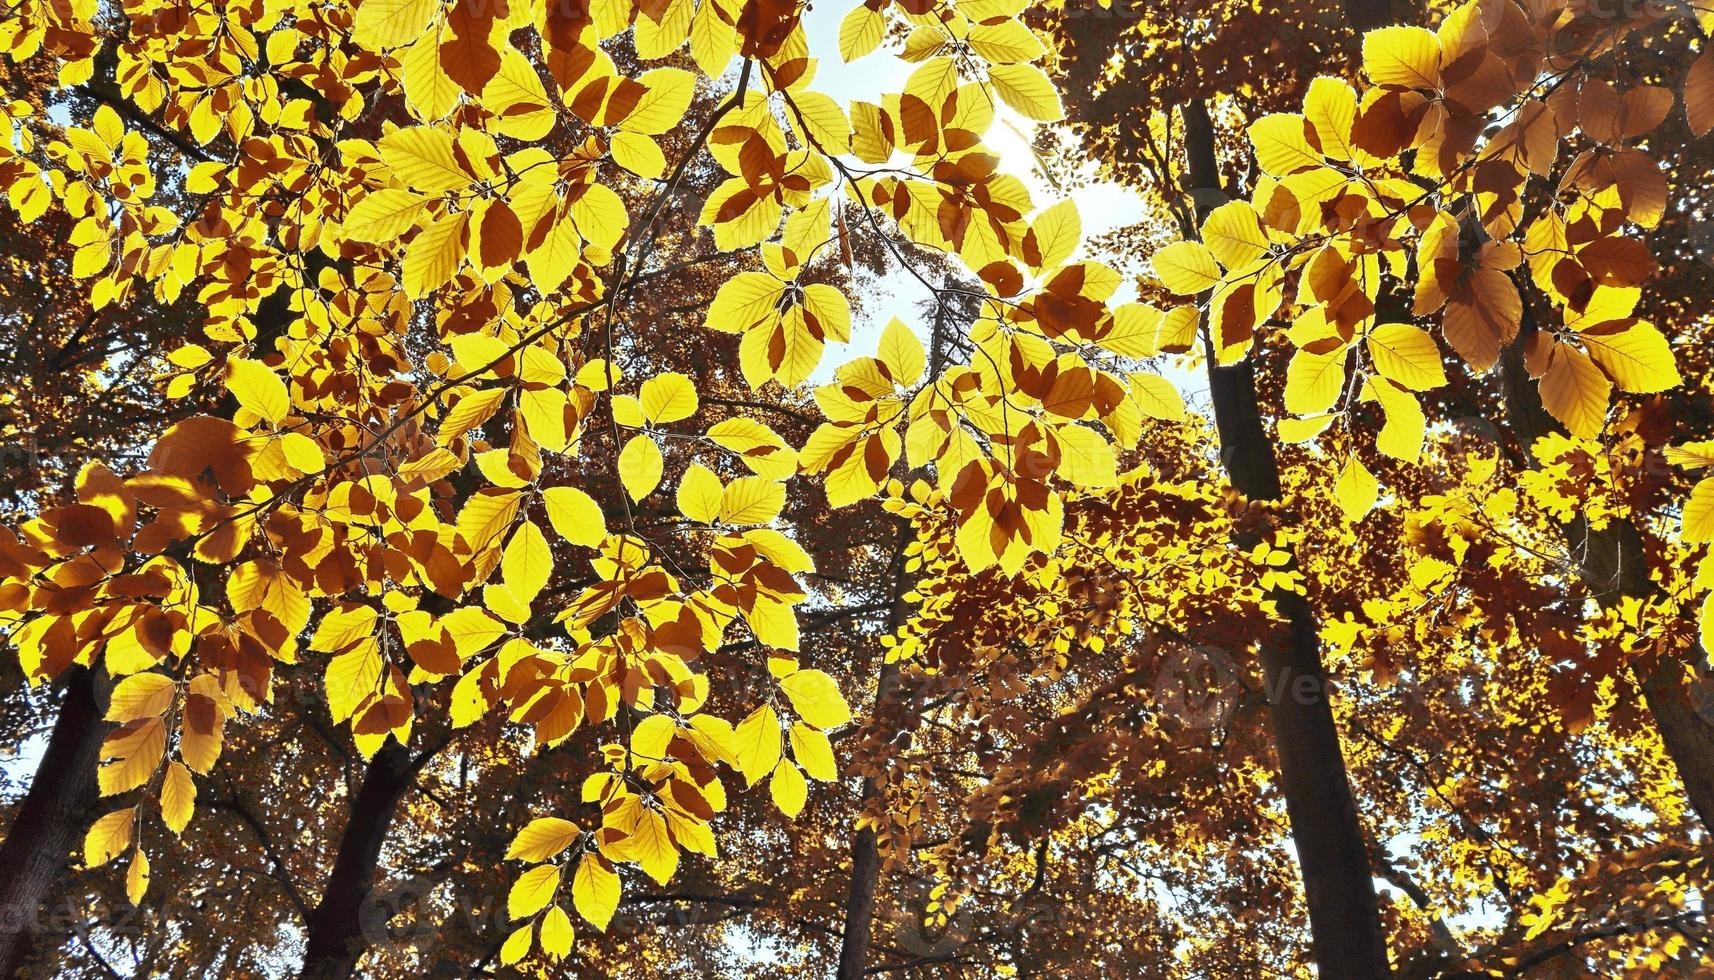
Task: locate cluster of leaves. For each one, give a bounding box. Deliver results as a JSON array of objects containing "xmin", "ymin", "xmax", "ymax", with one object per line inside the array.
[{"xmin": 3, "ymin": 0, "xmax": 1714, "ymax": 975}]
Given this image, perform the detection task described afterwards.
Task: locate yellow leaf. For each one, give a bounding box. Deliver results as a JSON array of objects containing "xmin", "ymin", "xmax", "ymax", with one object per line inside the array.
[
  {"xmin": 968, "ymin": 19, "xmax": 1046, "ymax": 64},
  {"xmin": 84, "ymin": 808, "xmax": 134, "ymax": 868},
  {"xmin": 1054, "ymin": 425, "xmax": 1117, "ymax": 488},
  {"xmin": 540, "ymin": 905, "xmax": 574, "ymax": 960},
  {"xmin": 1684, "ymin": 478, "xmax": 1714, "ymax": 544},
  {"xmin": 619, "ymin": 68, "xmax": 697, "ymax": 136},
  {"xmin": 1129, "ymin": 373, "xmax": 1185, "ymax": 422},
  {"xmin": 343, "ymin": 188, "xmax": 428, "ymax": 242},
  {"xmin": 500, "ymin": 923, "xmax": 533, "ymax": 964},
  {"xmin": 442, "ymin": 606, "xmax": 505, "ymax": 659},
  {"xmin": 1026, "ymin": 198, "xmax": 1080, "ymax": 271},
  {"xmin": 987, "ymin": 63, "xmax": 1063, "ymax": 122},
  {"xmin": 1249, "ymin": 113, "xmax": 1322, "ymax": 177},
  {"xmin": 1284, "ymin": 344, "xmax": 1348, "ymax": 416},
  {"xmin": 1152, "ymin": 241, "xmax": 1221, "ymax": 295},
  {"xmin": 542, "ymin": 486, "xmax": 606, "ymax": 547},
  {"xmin": 1367, "ymin": 380, "xmax": 1426, "ymax": 464},
  {"xmin": 502, "ymin": 519, "xmax": 552, "ymax": 606},
  {"xmin": 1335, "ymin": 456, "xmax": 1378, "ymax": 522},
  {"xmin": 126, "ymin": 849, "xmax": 150, "ymax": 905},
  {"xmin": 508, "ymin": 816, "xmax": 580, "ymax": 862},
  {"xmin": 403, "ymin": 209, "xmax": 468, "ymax": 298},
  {"xmin": 877, "ymin": 318, "xmax": 925, "ymax": 386},
  {"xmin": 451, "ymin": 666, "xmax": 493, "ymax": 729},
  {"xmin": 789, "ymin": 722, "xmax": 837, "ymax": 781},
  {"xmin": 779, "ymin": 669, "xmax": 851, "ymax": 729},
  {"xmin": 226, "ymin": 357, "xmax": 288, "ymax": 425},
  {"xmin": 508, "ymin": 865, "xmax": 561, "ymax": 920},
  {"xmin": 1304, "ymin": 76, "xmax": 1357, "ymax": 161},
  {"xmin": 1539, "ymin": 342, "xmax": 1610, "ymax": 439},
  {"xmin": 379, "ymin": 126, "xmax": 472, "ymax": 193},
  {"xmin": 624, "ymin": 809, "xmax": 679, "ymax": 886},
  {"xmin": 639, "ymin": 372, "xmax": 698, "ymax": 424},
  {"xmin": 1666, "ymin": 441, "xmax": 1714, "ymax": 468},
  {"xmin": 99, "ymin": 718, "xmax": 165, "ymax": 796},
  {"xmin": 1199, "ymin": 201, "xmax": 1269, "ymax": 271},
  {"xmin": 734, "ymin": 704, "xmax": 782, "ymax": 786},
  {"xmin": 770, "ymin": 759, "xmax": 808, "ymax": 819},
  {"xmin": 719, "ymin": 476, "xmax": 784, "ymax": 525},
  {"xmin": 630, "ymin": 713, "xmax": 676, "ymax": 759},
  {"xmin": 839, "ymin": 6, "xmax": 885, "ymax": 61},
  {"xmin": 437, "ymin": 385, "xmax": 506, "ymax": 445},
  {"xmin": 1366, "ymin": 323, "xmax": 1447, "ymax": 391},
  {"xmin": 106, "ymin": 672, "xmax": 175, "ymax": 722},
  {"xmin": 352, "ymin": 0, "xmax": 438, "ymax": 50},
  {"xmin": 619, "ymin": 435, "xmax": 664, "ymax": 501},
  {"xmin": 573, "ymin": 855, "xmax": 621, "ymax": 931},
  {"xmin": 610, "ymin": 131, "xmax": 665, "ymax": 178},
  {"xmin": 161, "ymin": 762, "xmax": 196, "ymax": 835},
  {"xmin": 483, "ymin": 48, "xmax": 555, "ymax": 141},
  {"xmin": 1580, "ymin": 321, "xmax": 1682, "ymax": 393},
  {"xmin": 1278, "ymin": 414, "xmax": 1334, "ymax": 443},
  {"xmin": 325, "ymin": 641, "xmax": 382, "ymax": 724},
  {"xmin": 1363, "ymin": 26, "xmax": 1441, "ymax": 90},
  {"xmin": 677, "ymin": 464, "xmax": 724, "ymax": 523},
  {"xmin": 401, "ymin": 33, "xmax": 462, "ymax": 121},
  {"xmin": 790, "ymin": 91, "xmax": 852, "ymax": 154},
  {"xmin": 612, "ymin": 395, "xmax": 645, "ymax": 428}
]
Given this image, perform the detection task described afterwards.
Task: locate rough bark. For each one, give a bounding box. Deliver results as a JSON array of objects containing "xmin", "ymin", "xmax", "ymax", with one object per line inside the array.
[
  {"xmin": 0, "ymin": 668, "xmax": 107, "ymax": 978},
  {"xmin": 297, "ymin": 736, "xmax": 448, "ymax": 980},
  {"xmin": 1187, "ymin": 99, "xmax": 1393, "ymax": 978}
]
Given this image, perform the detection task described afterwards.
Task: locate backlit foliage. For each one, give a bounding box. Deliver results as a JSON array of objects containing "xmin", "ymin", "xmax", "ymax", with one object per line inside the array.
[{"xmin": 1, "ymin": 0, "xmax": 1713, "ymax": 974}]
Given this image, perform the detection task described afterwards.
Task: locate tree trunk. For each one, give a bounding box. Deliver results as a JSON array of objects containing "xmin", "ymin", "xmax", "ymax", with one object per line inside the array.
[
  {"xmin": 835, "ymin": 800, "xmax": 885, "ymax": 980},
  {"xmin": 835, "ymin": 531, "xmax": 909, "ymax": 980},
  {"xmin": 0, "ymin": 668, "xmax": 107, "ymax": 978},
  {"xmin": 1187, "ymin": 100, "xmax": 1392, "ymax": 978},
  {"xmin": 298, "ymin": 737, "xmax": 446, "ymax": 980}
]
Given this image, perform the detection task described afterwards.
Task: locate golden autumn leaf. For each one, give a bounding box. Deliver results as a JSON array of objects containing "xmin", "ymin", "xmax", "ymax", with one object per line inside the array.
[
  {"xmin": 542, "ymin": 486, "xmax": 607, "ymax": 547},
  {"xmin": 226, "ymin": 357, "xmax": 288, "ymax": 426},
  {"xmin": 619, "ymin": 434, "xmax": 664, "ymax": 501},
  {"xmin": 1684, "ymin": 478, "xmax": 1714, "ymax": 544},
  {"xmin": 1538, "ymin": 342, "xmax": 1611, "ymax": 439},
  {"xmin": 677, "ymin": 464, "xmax": 724, "ymax": 523},
  {"xmin": 1366, "ymin": 323, "xmax": 1447, "ymax": 391},
  {"xmin": 1334, "ymin": 456, "xmax": 1378, "ymax": 522},
  {"xmin": 83, "ymin": 808, "xmax": 134, "ymax": 868},
  {"xmin": 540, "ymin": 905, "xmax": 574, "ymax": 960},
  {"xmin": 769, "ymin": 759, "xmax": 808, "ymax": 818},
  {"xmin": 639, "ymin": 372, "xmax": 699, "ymax": 424},
  {"xmin": 734, "ymin": 704, "xmax": 782, "ymax": 786},
  {"xmin": 160, "ymin": 762, "xmax": 196, "ymax": 835},
  {"xmin": 572, "ymin": 854, "xmax": 621, "ymax": 931},
  {"xmin": 778, "ymin": 669, "xmax": 852, "ymax": 729},
  {"xmin": 1686, "ymin": 51, "xmax": 1714, "ymax": 137},
  {"xmin": 1363, "ymin": 26, "xmax": 1441, "ymax": 90},
  {"xmin": 508, "ymin": 817, "xmax": 581, "ymax": 862},
  {"xmin": 508, "ymin": 865, "xmax": 561, "ymax": 920}
]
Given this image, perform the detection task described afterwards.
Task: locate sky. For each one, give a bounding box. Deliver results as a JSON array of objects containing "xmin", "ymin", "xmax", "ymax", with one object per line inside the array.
[{"xmin": 792, "ymin": 2, "xmax": 1152, "ymax": 382}]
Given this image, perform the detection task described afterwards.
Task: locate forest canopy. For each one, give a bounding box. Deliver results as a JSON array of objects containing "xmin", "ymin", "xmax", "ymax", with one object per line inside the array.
[{"xmin": 1, "ymin": 0, "xmax": 1713, "ymax": 976}]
